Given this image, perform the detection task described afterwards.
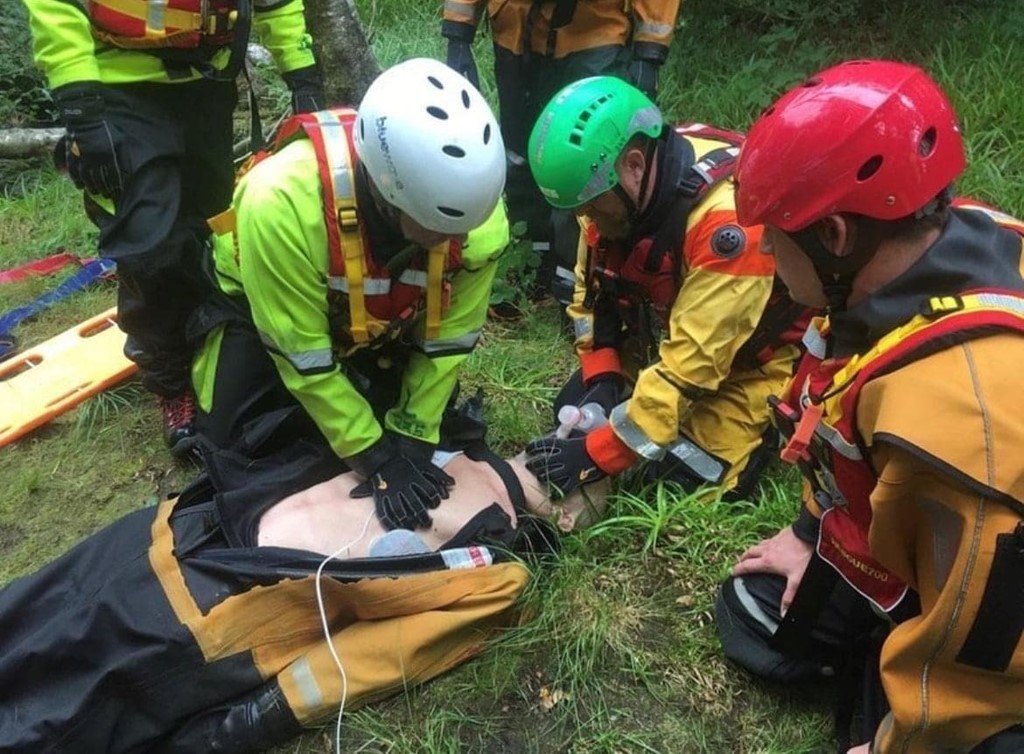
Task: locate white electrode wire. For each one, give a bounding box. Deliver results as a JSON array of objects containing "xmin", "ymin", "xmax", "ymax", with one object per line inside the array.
[{"xmin": 314, "ymin": 509, "xmax": 376, "ymax": 754}]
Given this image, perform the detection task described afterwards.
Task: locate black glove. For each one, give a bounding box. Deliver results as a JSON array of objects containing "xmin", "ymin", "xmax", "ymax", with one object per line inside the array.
[
  {"xmin": 628, "ymin": 42, "xmax": 669, "ymax": 100},
  {"xmin": 282, "ymin": 65, "xmax": 326, "ymax": 115},
  {"xmin": 578, "ymin": 372, "xmax": 625, "ymax": 415},
  {"xmin": 53, "ymin": 81, "xmax": 128, "ymax": 198},
  {"xmin": 348, "ymin": 434, "xmax": 454, "ymax": 530},
  {"xmin": 443, "ymin": 20, "xmax": 480, "ymax": 88},
  {"xmin": 445, "ymin": 39, "xmax": 479, "ymax": 88},
  {"xmin": 525, "ymin": 435, "xmax": 606, "ymax": 500}
]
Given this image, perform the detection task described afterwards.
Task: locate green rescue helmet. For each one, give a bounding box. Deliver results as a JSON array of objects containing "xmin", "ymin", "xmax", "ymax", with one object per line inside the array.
[{"xmin": 528, "ymin": 76, "xmax": 664, "ymax": 210}]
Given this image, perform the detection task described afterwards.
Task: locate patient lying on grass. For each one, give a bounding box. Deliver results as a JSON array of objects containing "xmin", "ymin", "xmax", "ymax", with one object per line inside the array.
[
  {"xmin": 259, "ymin": 448, "xmax": 608, "ymax": 557},
  {"xmin": 0, "ymin": 404, "xmax": 608, "ymax": 754}
]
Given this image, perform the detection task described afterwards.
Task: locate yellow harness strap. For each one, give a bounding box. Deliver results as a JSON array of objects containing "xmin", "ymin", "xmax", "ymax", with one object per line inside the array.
[
  {"xmin": 425, "ymin": 244, "xmax": 447, "ymax": 340},
  {"xmin": 207, "ymin": 207, "xmax": 239, "ymax": 263},
  {"xmin": 829, "ymin": 291, "xmax": 1024, "ymax": 395},
  {"xmin": 339, "ymin": 204, "xmax": 379, "ymax": 343},
  {"xmin": 207, "ymin": 208, "xmax": 236, "ymax": 236},
  {"xmin": 206, "ymin": 109, "xmax": 448, "ymax": 346}
]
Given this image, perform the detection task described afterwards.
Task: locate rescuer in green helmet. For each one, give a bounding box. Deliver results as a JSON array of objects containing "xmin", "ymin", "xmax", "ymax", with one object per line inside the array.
[{"xmin": 524, "ymin": 75, "xmax": 810, "ymax": 503}]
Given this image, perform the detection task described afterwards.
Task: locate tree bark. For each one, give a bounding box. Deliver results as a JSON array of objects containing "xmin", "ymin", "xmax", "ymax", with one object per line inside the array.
[
  {"xmin": 0, "ymin": 128, "xmax": 63, "ymax": 159},
  {"xmin": 305, "ymin": 0, "xmax": 381, "ymax": 107}
]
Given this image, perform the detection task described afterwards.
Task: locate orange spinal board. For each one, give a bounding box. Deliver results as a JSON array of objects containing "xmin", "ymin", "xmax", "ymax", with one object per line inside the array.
[{"xmin": 0, "ymin": 308, "xmax": 138, "ymax": 448}]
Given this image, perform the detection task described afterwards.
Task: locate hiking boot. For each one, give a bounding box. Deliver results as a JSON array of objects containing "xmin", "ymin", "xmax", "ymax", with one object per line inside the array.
[{"xmin": 158, "ymin": 392, "xmax": 197, "ymax": 458}]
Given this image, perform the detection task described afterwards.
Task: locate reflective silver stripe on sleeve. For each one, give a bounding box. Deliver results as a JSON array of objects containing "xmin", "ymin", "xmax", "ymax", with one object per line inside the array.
[
  {"xmin": 555, "ymin": 265, "xmax": 576, "ymax": 283},
  {"xmin": 418, "ymin": 330, "xmax": 481, "ymax": 356},
  {"xmin": 634, "ymin": 21, "xmax": 674, "ymax": 38},
  {"xmin": 609, "ymin": 402, "xmax": 666, "ymax": 461},
  {"xmin": 287, "ymin": 657, "xmax": 325, "ymax": 711},
  {"xmin": 444, "ymin": 0, "xmax": 477, "ymax": 23},
  {"xmin": 574, "ymin": 315, "xmax": 593, "ymax": 341},
  {"xmin": 664, "ymin": 435, "xmax": 727, "ymax": 484},
  {"xmin": 259, "ymin": 331, "xmax": 334, "ymax": 372},
  {"xmin": 327, "ymin": 276, "xmax": 392, "ymax": 294},
  {"xmin": 147, "ymin": 0, "xmax": 166, "ymax": 32}
]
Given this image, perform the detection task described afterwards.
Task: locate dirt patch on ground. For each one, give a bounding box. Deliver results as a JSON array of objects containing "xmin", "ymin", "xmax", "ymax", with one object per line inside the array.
[{"xmin": 0, "ymin": 522, "xmax": 24, "ymax": 555}]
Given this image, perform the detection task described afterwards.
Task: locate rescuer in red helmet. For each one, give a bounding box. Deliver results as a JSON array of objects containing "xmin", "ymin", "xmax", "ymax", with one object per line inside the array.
[{"xmin": 715, "ymin": 59, "xmax": 1024, "ymax": 753}]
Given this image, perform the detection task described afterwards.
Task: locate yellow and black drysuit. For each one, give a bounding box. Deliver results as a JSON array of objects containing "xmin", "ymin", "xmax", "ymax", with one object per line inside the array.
[
  {"xmin": 192, "ymin": 109, "xmax": 510, "ymax": 479},
  {"xmin": 0, "ymin": 405, "xmax": 538, "ymax": 754},
  {"xmin": 442, "ymin": 0, "xmax": 683, "ymax": 304},
  {"xmin": 22, "ymin": 0, "xmax": 321, "ymax": 399},
  {"xmin": 716, "ymin": 202, "xmax": 1024, "ymax": 752},
  {"xmin": 558, "ymin": 124, "xmax": 809, "ymax": 499}
]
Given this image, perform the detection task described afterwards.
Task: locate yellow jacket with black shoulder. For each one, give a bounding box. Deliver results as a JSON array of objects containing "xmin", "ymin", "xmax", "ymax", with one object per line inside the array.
[{"xmin": 23, "ymin": 0, "xmax": 316, "ymax": 89}]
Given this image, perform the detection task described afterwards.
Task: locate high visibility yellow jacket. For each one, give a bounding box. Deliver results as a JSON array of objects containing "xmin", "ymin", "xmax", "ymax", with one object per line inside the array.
[
  {"xmin": 23, "ymin": 0, "xmax": 316, "ymax": 89},
  {"xmin": 443, "ymin": 0, "xmax": 680, "ymax": 59},
  {"xmin": 194, "ymin": 121, "xmax": 510, "ymax": 460}
]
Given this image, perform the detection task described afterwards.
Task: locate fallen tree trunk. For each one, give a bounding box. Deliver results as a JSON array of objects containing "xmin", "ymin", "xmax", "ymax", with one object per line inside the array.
[{"xmin": 0, "ymin": 128, "xmax": 63, "ymax": 159}]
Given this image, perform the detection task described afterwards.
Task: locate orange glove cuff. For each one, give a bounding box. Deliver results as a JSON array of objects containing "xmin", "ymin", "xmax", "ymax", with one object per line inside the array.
[
  {"xmin": 580, "ymin": 348, "xmax": 622, "ymax": 384},
  {"xmin": 585, "ymin": 424, "xmax": 636, "ymax": 475}
]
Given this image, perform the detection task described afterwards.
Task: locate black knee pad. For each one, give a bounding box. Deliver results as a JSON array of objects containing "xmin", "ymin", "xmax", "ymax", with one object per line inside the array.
[{"xmin": 716, "ymin": 573, "xmax": 835, "ymax": 683}]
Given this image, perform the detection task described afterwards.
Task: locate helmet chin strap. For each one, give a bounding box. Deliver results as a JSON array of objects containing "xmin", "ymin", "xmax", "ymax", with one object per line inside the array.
[{"xmin": 788, "ymin": 219, "xmax": 884, "ymax": 313}]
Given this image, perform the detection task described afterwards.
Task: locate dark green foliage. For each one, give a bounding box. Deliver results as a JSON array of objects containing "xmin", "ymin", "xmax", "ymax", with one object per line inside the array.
[{"xmin": 0, "ymin": 2, "xmax": 51, "ymax": 126}]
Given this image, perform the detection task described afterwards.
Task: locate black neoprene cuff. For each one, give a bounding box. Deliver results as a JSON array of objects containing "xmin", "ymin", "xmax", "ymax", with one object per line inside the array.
[
  {"xmin": 442, "ymin": 19, "xmax": 477, "ymax": 43},
  {"xmin": 389, "ymin": 431, "xmax": 436, "ymax": 463},
  {"xmin": 281, "ymin": 65, "xmax": 323, "ymax": 93},
  {"xmin": 632, "ymin": 41, "xmax": 669, "ymax": 65},
  {"xmin": 344, "ymin": 434, "xmax": 396, "ymax": 477},
  {"xmin": 791, "ymin": 506, "xmax": 821, "ymax": 545},
  {"xmin": 52, "ymin": 81, "xmax": 106, "ymax": 123}
]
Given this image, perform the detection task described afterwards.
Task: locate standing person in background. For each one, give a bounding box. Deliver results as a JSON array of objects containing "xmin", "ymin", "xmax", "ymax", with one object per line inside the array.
[
  {"xmin": 22, "ymin": 0, "xmax": 325, "ymax": 457},
  {"xmin": 715, "ymin": 59, "xmax": 1024, "ymax": 753},
  {"xmin": 441, "ymin": 0, "xmax": 682, "ymax": 308},
  {"xmin": 191, "ymin": 59, "xmax": 510, "ymax": 534},
  {"xmin": 523, "ymin": 76, "xmax": 808, "ymax": 503}
]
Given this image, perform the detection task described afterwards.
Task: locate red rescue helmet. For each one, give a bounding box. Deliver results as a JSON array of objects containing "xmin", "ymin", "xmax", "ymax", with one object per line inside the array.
[{"xmin": 735, "ymin": 59, "xmax": 966, "ymax": 231}]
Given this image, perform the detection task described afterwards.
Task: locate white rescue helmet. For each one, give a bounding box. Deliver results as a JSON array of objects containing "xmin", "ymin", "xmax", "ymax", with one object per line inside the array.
[{"xmin": 353, "ymin": 58, "xmax": 506, "ymax": 235}]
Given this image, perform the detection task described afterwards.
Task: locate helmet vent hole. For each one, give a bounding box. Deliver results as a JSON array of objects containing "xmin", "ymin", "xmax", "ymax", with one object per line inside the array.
[
  {"xmin": 919, "ymin": 127, "xmax": 937, "ymax": 157},
  {"xmin": 857, "ymin": 155, "xmax": 883, "ymax": 182},
  {"xmin": 427, "ymin": 106, "xmax": 449, "ymax": 120},
  {"xmin": 438, "ymin": 206, "xmax": 465, "ymax": 218},
  {"xmin": 358, "ymin": 117, "xmax": 365, "ymax": 140},
  {"xmin": 443, "ymin": 145, "xmax": 466, "ymax": 158},
  {"xmin": 483, "ymin": 123, "xmax": 492, "ymax": 144},
  {"xmin": 427, "ymin": 75, "xmax": 444, "ymax": 90},
  {"xmin": 569, "ymin": 132, "xmax": 583, "ymax": 146},
  {"xmin": 461, "ymin": 90, "xmax": 471, "ymax": 108},
  {"xmin": 579, "ymin": 110, "xmax": 592, "ymax": 122}
]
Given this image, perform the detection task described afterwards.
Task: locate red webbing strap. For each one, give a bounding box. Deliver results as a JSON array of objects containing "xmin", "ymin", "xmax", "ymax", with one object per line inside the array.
[{"xmin": 0, "ymin": 253, "xmax": 88, "ymax": 285}]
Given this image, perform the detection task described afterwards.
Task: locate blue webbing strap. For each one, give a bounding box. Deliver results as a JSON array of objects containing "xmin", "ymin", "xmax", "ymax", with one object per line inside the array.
[{"xmin": 0, "ymin": 258, "xmax": 116, "ymax": 361}]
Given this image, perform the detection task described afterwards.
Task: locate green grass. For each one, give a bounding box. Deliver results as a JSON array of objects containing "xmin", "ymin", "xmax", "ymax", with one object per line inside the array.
[{"xmin": 1, "ymin": 1, "xmax": 1023, "ymax": 752}]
